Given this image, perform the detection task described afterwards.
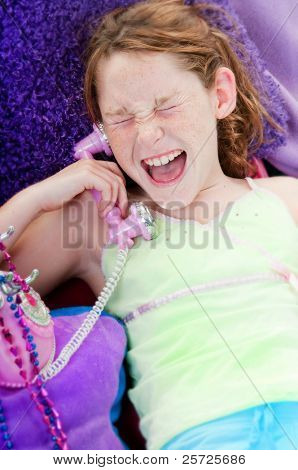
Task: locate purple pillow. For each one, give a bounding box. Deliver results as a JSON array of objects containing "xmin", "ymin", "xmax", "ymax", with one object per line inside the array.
[
  {"xmin": 0, "ymin": 0, "xmax": 289, "ymax": 205},
  {"xmin": 0, "ymin": 307, "xmax": 128, "ymax": 450},
  {"xmin": 229, "ymin": 0, "xmax": 298, "ymax": 176}
]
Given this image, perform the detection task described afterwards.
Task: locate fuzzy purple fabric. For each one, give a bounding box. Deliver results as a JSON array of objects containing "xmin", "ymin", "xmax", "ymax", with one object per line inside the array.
[
  {"xmin": 0, "ymin": 309, "xmax": 128, "ymax": 450},
  {"xmin": 0, "ymin": 0, "xmax": 290, "ymax": 205}
]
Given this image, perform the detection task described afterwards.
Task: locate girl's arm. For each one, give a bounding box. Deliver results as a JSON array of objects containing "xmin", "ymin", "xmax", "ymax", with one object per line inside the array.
[
  {"xmin": 0, "ymin": 188, "xmax": 86, "ymax": 297},
  {"xmin": 0, "ymin": 186, "xmax": 65, "ymax": 296},
  {"xmin": 0, "ymin": 185, "xmax": 42, "ymax": 253},
  {"xmin": 0, "ymin": 159, "xmax": 128, "ymax": 297}
]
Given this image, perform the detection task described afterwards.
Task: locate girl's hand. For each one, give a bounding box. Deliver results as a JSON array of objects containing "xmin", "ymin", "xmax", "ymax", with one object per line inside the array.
[{"xmin": 31, "ymin": 160, "xmax": 128, "ymax": 218}]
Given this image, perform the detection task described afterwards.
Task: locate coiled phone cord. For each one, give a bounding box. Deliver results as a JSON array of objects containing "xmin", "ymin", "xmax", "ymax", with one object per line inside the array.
[
  {"xmin": 39, "ymin": 247, "xmax": 129, "ymax": 382},
  {"xmin": 38, "ymin": 200, "xmax": 158, "ymax": 382}
]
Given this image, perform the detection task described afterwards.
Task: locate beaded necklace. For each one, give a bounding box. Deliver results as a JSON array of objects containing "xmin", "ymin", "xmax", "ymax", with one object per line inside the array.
[
  {"xmin": 0, "ymin": 204, "xmax": 157, "ymax": 448},
  {"xmin": 0, "ymin": 229, "xmax": 68, "ymax": 450}
]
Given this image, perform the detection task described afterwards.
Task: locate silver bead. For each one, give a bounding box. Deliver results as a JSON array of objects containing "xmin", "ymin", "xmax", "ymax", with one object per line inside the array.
[
  {"xmin": 0, "ymin": 292, "xmax": 5, "ymax": 308},
  {"xmin": 0, "ymin": 226, "xmax": 15, "ymax": 241}
]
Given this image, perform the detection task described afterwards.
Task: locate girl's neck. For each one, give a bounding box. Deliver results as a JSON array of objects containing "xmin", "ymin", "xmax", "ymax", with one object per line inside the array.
[{"xmin": 127, "ymin": 176, "xmax": 251, "ymax": 224}]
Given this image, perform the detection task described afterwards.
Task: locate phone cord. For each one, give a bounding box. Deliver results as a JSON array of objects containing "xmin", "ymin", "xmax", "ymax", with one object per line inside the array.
[{"xmin": 39, "ymin": 247, "xmax": 129, "ymax": 382}]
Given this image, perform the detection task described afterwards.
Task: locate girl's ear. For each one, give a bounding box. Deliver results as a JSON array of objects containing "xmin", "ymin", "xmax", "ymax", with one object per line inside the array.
[{"xmin": 211, "ymin": 67, "xmax": 237, "ymax": 119}]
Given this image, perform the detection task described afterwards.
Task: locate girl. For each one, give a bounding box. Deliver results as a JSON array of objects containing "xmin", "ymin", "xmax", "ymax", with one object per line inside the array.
[{"xmin": 1, "ymin": 0, "xmax": 298, "ymax": 450}]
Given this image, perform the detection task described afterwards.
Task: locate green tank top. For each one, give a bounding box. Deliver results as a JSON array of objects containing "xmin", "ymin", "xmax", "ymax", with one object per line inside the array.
[{"xmin": 101, "ymin": 177, "xmax": 298, "ymax": 450}]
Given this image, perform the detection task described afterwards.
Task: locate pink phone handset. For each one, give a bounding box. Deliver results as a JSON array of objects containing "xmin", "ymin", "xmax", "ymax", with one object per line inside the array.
[
  {"xmin": 74, "ymin": 122, "xmax": 159, "ymax": 249},
  {"xmin": 74, "ymin": 122, "xmax": 112, "ymax": 205},
  {"xmin": 74, "ymin": 122, "xmax": 113, "ymax": 160}
]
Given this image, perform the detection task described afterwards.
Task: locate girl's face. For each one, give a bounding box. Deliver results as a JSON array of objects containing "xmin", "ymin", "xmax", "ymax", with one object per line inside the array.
[{"xmin": 96, "ymin": 51, "xmax": 232, "ymax": 209}]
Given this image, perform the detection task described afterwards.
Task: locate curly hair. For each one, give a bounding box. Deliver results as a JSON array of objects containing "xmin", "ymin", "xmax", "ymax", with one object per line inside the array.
[{"xmin": 83, "ymin": 0, "xmax": 282, "ymax": 178}]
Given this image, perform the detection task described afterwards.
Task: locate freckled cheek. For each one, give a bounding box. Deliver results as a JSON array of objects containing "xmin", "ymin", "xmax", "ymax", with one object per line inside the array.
[
  {"xmin": 168, "ymin": 110, "xmax": 198, "ymax": 144},
  {"xmin": 107, "ymin": 133, "xmax": 134, "ymax": 171},
  {"xmin": 187, "ymin": 105, "xmax": 215, "ymax": 135},
  {"xmin": 173, "ymin": 107, "xmax": 214, "ymax": 152},
  {"xmin": 170, "ymin": 117, "xmax": 188, "ymax": 136}
]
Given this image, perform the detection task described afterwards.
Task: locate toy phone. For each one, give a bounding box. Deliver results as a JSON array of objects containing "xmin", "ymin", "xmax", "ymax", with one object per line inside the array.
[
  {"xmin": 0, "ymin": 123, "xmax": 159, "ymax": 385},
  {"xmin": 39, "ymin": 126, "xmax": 159, "ymax": 379},
  {"xmin": 73, "ymin": 122, "xmax": 158, "ymax": 250}
]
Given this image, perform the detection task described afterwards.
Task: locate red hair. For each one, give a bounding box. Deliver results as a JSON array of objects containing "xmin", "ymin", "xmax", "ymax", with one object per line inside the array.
[{"xmin": 83, "ymin": 0, "xmax": 281, "ymax": 178}]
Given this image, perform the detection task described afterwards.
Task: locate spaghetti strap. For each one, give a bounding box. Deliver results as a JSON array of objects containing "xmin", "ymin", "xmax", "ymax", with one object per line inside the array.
[{"xmin": 245, "ymin": 176, "xmax": 259, "ymax": 191}]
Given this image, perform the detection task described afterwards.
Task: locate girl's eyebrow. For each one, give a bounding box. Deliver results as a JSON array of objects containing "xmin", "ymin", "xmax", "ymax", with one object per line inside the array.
[
  {"xmin": 105, "ymin": 106, "xmax": 131, "ymax": 117},
  {"xmin": 105, "ymin": 93, "xmax": 177, "ymax": 117}
]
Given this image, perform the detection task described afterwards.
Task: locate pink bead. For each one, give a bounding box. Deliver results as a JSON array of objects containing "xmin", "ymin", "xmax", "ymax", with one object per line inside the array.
[
  {"xmin": 55, "ymin": 419, "xmax": 62, "ymax": 431},
  {"xmin": 56, "ymin": 438, "xmax": 63, "ymax": 448},
  {"xmin": 30, "ymin": 353, "xmax": 36, "ymax": 364},
  {"xmin": 10, "ymin": 346, "xmax": 19, "ymax": 357},
  {"xmin": 60, "ymin": 431, "xmax": 67, "ymax": 442},
  {"xmin": 40, "ymin": 388, "xmax": 48, "ymax": 397},
  {"xmin": 49, "ymin": 426, "xmax": 57, "ymax": 437},
  {"xmin": 20, "ymin": 370, "xmax": 27, "ymax": 380},
  {"xmin": 36, "ymin": 403, "xmax": 45, "ymax": 413},
  {"xmin": 52, "ymin": 408, "xmax": 60, "ymax": 419},
  {"xmin": 15, "ymin": 357, "xmax": 23, "ymax": 369},
  {"xmin": 3, "ymin": 330, "xmax": 13, "ymax": 344},
  {"xmin": 17, "ymin": 306, "xmax": 24, "ymax": 316},
  {"xmin": 36, "ymin": 377, "xmax": 43, "ymax": 387},
  {"xmin": 19, "ymin": 317, "xmax": 26, "ymax": 328},
  {"xmin": 42, "ymin": 415, "xmax": 50, "ymax": 426}
]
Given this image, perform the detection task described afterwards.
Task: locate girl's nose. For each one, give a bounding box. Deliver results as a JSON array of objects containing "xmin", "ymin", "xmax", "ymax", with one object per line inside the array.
[{"xmin": 136, "ymin": 115, "xmax": 164, "ymax": 147}]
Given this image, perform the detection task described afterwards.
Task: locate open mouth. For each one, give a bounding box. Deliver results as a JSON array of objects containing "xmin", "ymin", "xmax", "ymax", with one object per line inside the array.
[{"xmin": 141, "ymin": 150, "xmax": 187, "ymax": 186}]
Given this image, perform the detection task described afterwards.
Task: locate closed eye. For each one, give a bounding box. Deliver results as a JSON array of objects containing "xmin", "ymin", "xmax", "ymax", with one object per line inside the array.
[
  {"xmin": 158, "ymin": 106, "xmax": 177, "ymax": 112},
  {"xmin": 112, "ymin": 105, "xmax": 178, "ymax": 124},
  {"xmin": 113, "ymin": 117, "xmax": 133, "ymax": 125}
]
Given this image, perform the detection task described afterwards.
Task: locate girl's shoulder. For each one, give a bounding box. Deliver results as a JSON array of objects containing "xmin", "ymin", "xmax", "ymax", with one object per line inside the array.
[{"xmin": 253, "ymin": 176, "xmax": 298, "ymax": 225}]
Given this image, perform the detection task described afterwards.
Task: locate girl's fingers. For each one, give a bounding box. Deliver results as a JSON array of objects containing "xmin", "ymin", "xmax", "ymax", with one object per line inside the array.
[
  {"xmin": 116, "ymin": 181, "xmax": 129, "ymax": 218},
  {"xmin": 94, "ymin": 161, "xmax": 126, "ymax": 186},
  {"xmin": 92, "ymin": 174, "xmax": 116, "ymax": 215},
  {"xmin": 34, "ymin": 159, "xmax": 128, "ymax": 214},
  {"xmin": 101, "ymin": 180, "xmax": 127, "ymax": 218},
  {"xmin": 73, "ymin": 160, "xmax": 128, "ymax": 217},
  {"xmin": 89, "ymin": 169, "xmax": 128, "ymax": 217}
]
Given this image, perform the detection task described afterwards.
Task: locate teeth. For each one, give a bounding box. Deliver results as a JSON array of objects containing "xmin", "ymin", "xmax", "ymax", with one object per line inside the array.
[{"xmin": 145, "ymin": 150, "xmax": 183, "ymax": 167}]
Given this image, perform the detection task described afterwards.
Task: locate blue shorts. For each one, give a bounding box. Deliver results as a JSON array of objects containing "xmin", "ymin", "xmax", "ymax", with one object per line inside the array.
[{"xmin": 160, "ymin": 401, "xmax": 298, "ymax": 450}]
